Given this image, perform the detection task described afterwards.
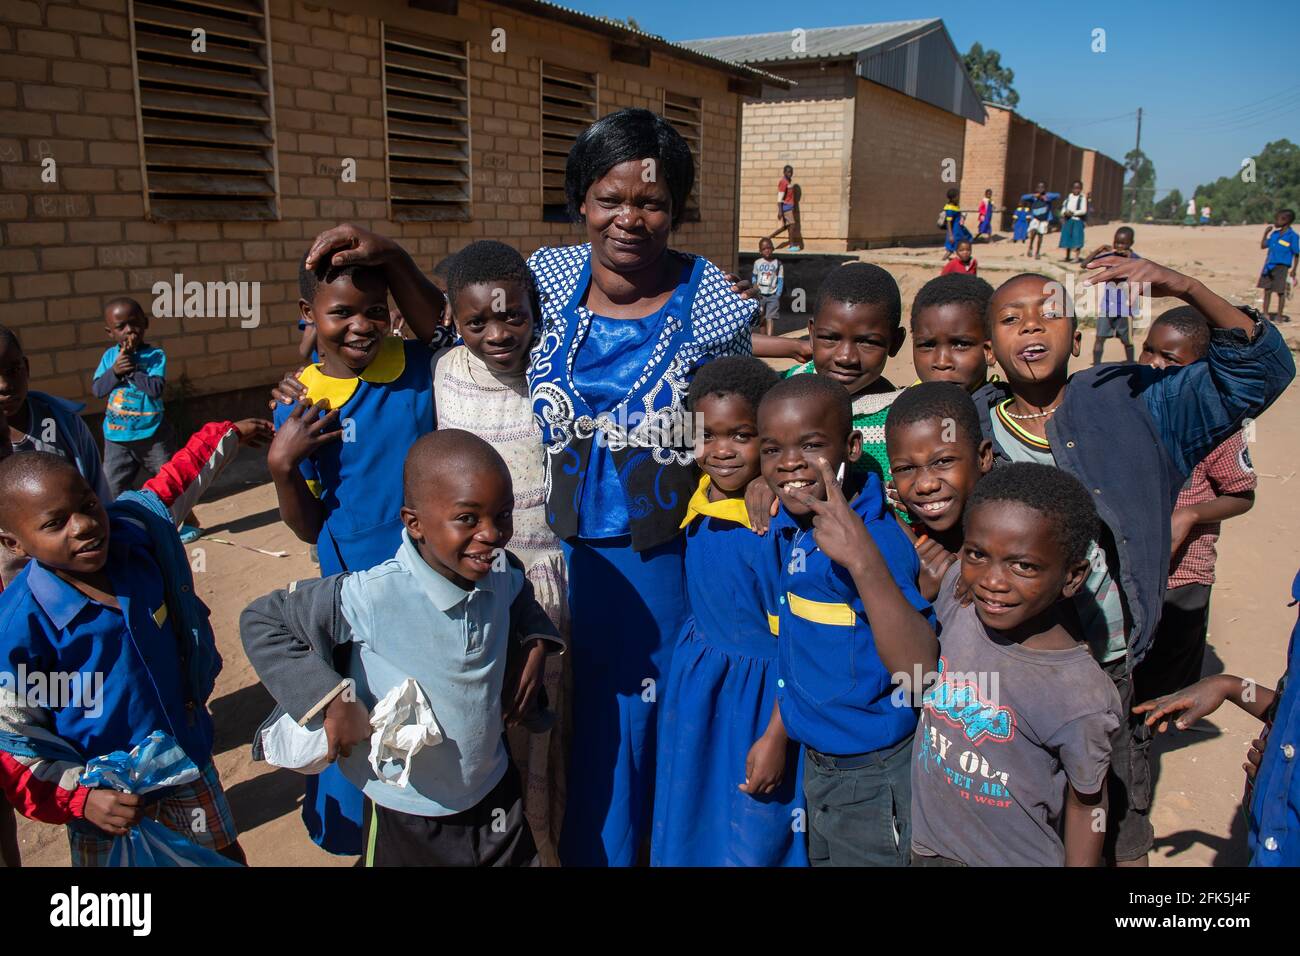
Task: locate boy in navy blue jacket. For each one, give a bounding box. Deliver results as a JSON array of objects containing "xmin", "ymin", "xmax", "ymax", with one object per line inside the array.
[{"xmin": 971, "ymin": 256, "xmax": 1295, "ymax": 865}]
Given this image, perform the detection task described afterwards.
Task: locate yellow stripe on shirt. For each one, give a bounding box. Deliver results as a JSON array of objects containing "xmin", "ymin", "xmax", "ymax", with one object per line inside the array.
[{"xmin": 787, "ymin": 592, "xmax": 856, "ymax": 627}]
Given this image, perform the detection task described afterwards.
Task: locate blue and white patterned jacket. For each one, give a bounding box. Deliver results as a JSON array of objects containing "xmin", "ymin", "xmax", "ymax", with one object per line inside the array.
[{"xmin": 527, "ymin": 243, "xmax": 753, "ymax": 551}]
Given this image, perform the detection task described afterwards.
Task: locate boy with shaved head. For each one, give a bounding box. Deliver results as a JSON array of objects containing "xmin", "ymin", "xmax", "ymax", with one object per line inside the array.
[{"xmin": 241, "ymin": 430, "xmax": 565, "ymax": 866}]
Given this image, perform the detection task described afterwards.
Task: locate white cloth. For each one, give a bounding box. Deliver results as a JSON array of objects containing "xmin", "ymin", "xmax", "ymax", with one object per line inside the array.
[{"xmin": 368, "ymin": 678, "xmax": 444, "ymax": 789}]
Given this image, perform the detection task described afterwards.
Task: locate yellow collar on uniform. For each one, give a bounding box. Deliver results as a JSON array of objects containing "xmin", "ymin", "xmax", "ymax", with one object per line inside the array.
[
  {"xmin": 297, "ymin": 335, "xmax": 406, "ymax": 409},
  {"xmin": 680, "ymin": 474, "xmax": 751, "ymax": 529}
]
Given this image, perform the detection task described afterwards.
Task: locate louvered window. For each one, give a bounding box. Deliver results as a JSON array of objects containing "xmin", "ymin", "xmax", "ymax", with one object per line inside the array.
[
  {"xmin": 129, "ymin": 0, "xmax": 279, "ymax": 220},
  {"xmin": 663, "ymin": 90, "xmax": 702, "ymax": 222},
  {"xmin": 541, "ymin": 64, "xmax": 597, "ymax": 222},
  {"xmin": 382, "ymin": 27, "xmax": 471, "ymax": 222}
]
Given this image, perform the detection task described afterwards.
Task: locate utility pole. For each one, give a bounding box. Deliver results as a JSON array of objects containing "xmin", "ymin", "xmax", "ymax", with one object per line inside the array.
[{"xmin": 1129, "ymin": 107, "xmax": 1142, "ymax": 221}]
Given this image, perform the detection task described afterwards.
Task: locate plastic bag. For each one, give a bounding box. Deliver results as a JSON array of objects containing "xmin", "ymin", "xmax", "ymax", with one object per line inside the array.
[
  {"xmin": 369, "ymin": 679, "xmax": 443, "ymax": 788},
  {"xmin": 79, "ymin": 730, "xmax": 240, "ymax": 867},
  {"xmin": 260, "ymin": 713, "xmax": 330, "ymax": 775}
]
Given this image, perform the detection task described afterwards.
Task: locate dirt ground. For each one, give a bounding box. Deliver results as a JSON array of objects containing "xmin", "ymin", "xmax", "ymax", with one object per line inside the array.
[{"xmin": 13, "ymin": 224, "xmax": 1298, "ymax": 867}]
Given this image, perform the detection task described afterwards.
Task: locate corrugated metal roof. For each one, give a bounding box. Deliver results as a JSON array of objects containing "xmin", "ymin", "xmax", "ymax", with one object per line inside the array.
[
  {"xmin": 682, "ymin": 19, "xmax": 934, "ymax": 64},
  {"xmin": 486, "ymin": 0, "xmax": 795, "ymax": 87},
  {"xmin": 682, "ymin": 20, "xmax": 985, "ymax": 123}
]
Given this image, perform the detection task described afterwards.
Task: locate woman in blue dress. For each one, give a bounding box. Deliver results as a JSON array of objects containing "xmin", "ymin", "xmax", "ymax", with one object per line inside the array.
[
  {"xmin": 650, "ymin": 357, "xmax": 806, "ymax": 866},
  {"xmin": 527, "ymin": 109, "xmax": 755, "ymax": 865},
  {"xmin": 302, "ymin": 110, "xmax": 754, "ymax": 866}
]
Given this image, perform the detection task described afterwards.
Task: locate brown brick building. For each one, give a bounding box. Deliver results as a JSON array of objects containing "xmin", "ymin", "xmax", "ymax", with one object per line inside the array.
[
  {"xmin": 960, "ymin": 103, "xmax": 1124, "ymax": 232},
  {"xmin": 685, "ymin": 20, "xmax": 987, "ymax": 252},
  {"xmin": 1, "ymin": 0, "xmax": 786, "ymax": 410}
]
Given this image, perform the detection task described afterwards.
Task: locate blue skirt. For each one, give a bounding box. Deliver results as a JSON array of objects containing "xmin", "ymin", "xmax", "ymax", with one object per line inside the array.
[
  {"xmin": 651, "ymin": 622, "xmax": 807, "ymax": 866},
  {"xmin": 559, "ymin": 535, "xmax": 688, "ymax": 866},
  {"xmin": 1059, "ymin": 218, "xmax": 1085, "ymax": 249}
]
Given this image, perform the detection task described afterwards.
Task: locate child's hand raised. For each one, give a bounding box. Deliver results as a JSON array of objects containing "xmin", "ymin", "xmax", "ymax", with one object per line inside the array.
[
  {"xmin": 267, "ymin": 399, "xmax": 342, "ymax": 473},
  {"xmin": 739, "ymin": 731, "xmax": 787, "ymax": 797},
  {"xmin": 83, "ymin": 789, "xmax": 145, "ymax": 835},
  {"xmin": 1081, "ymin": 254, "xmax": 1194, "ymax": 300},
  {"xmin": 233, "ymin": 418, "xmax": 274, "ymax": 448},
  {"xmin": 323, "ymin": 693, "xmax": 372, "ymax": 761},
  {"xmin": 111, "ymin": 350, "xmax": 137, "ymax": 377},
  {"xmin": 305, "ymin": 223, "xmax": 398, "ymax": 272},
  {"xmin": 789, "ymin": 457, "xmax": 874, "ymax": 575}
]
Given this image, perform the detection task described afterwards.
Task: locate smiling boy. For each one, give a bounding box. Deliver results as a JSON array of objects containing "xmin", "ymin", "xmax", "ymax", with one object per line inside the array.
[
  {"xmin": 242, "ymin": 431, "xmax": 564, "ymax": 866},
  {"xmin": 911, "ymin": 463, "xmax": 1121, "ymax": 867},
  {"xmin": 885, "ymin": 382, "xmax": 993, "ymax": 600},
  {"xmin": 757, "ymin": 374, "xmax": 935, "ymax": 866},
  {"xmin": 784, "ymin": 263, "xmax": 907, "ymax": 485},
  {"xmin": 971, "ymin": 259, "xmax": 1295, "ymax": 864}
]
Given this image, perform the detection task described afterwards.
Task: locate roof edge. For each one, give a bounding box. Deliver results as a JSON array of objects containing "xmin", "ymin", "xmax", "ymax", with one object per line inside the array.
[{"xmin": 488, "ymin": 0, "xmax": 795, "ymax": 87}]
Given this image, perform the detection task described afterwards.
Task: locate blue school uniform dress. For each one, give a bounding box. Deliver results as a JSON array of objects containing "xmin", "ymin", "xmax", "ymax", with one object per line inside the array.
[
  {"xmin": 271, "ymin": 334, "xmax": 436, "ymax": 855},
  {"xmin": 978, "ymin": 200, "xmax": 993, "ymax": 236},
  {"xmin": 1248, "ymin": 569, "xmax": 1300, "ymax": 866},
  {"xmin": 1012, "ymin": 207, "xmax": 1029, "ymax": 242},
  {"xmin": 942, "ymin": 204, "xmax": 971, "ymax": 254},
  {"xmin": 528, "ymin": 242, "xmax": 753, "ymax": 866},
  {"xmin": 768, "ymin": 474, "xmax": 933, "ymax": 759},
  {"xmin": 650, "ymin": 477, "xmax": 807, "ymax": 867}
]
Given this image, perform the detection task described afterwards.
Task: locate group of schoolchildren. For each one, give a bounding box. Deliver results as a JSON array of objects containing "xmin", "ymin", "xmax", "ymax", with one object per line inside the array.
[{"xmin": 0, "ymin": 221, "xmax": 1296, "ymax": 869}]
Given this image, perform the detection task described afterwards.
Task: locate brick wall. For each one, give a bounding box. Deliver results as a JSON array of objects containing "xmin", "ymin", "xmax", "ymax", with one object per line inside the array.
[
  {"xmin": 1, "ymin": 0, "xmax": 742, "ymax": 407},
  {"xmin": 961, "ymin": 104, "xmax": 1123, "ymax": 233},
  {"xmin": 737, "ymin": 62, "xmax": 854, "ymax": 252},
  {"xmin": 959, "ymin": 105, "xmax": 1009, "ymax": 225},
  {"xmin": 849, "ymin": 79, "xmax": 966, "ymax": 248}
]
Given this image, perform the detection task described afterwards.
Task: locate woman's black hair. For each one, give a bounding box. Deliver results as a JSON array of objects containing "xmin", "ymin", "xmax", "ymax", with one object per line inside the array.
[{"xmin": 565, "ymin": 108, "xmax": 695, "ymax": 229}]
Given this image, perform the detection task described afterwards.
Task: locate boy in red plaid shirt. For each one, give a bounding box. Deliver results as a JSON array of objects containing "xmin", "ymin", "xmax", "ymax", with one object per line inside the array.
[{"xmin": 1134, "ymin": 307, "xmax": 1257, "ymax": 701}]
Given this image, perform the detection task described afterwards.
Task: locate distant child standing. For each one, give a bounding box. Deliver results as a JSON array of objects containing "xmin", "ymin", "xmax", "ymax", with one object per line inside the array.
[
  {"xmin": 1134, "ymin": 308, "xmax": 1256, "ymax": 702},
  {"xmin": 1258, "ymin": 209, "xmax": 1297, "ymax": 322},
  {"xmin": 652, "ymin": 357, "xmax": 806, "ymax": 867},
  {"xmin": 1023, "ymin": 182, "xmax": 1060, "ymax": 259},
  {"xmin": 1091, "ymin": 226, "xmax": 1141, "ymax": 364},
  {"xmin": 784, "ymin": 263, "xmax": 907, "ymax": 485},
  {"xmin": 751, "ymin": 238, "xmax": 785, "ymax": 337},
  {"xmin": 941, "ymin": 188, "xmax": 972, "ymax": 260},
  {"xmin": 911, "ymin": 464, "xmax": 1121, "ymax": 867},
  {"xmin": 90, "ymin": 298, "xmax": 172, "ymax": 500},
  {"xmin": 1012, "ymin": 204, "xmax": 1030, "ymax": 243},
  {"xmin": 1059, "ymin": 181, "xmax": 1088, "ymax": 262},
  {"xmin": 977, "ymin": 188, "xmax": 994, "ymax": 241},
  {"xmin": 941, "ymin": 239, "xmax": 978, "ymax": 277},
  {"xmin": 909, "ymin": 274, "xmax": 995, "ymax": 392}
]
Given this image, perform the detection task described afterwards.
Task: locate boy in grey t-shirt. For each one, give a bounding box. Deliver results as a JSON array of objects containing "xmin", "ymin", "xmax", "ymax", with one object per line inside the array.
[{"xmin": 909, "ymin": 463, "xmax": 1121, "ymax": 867}]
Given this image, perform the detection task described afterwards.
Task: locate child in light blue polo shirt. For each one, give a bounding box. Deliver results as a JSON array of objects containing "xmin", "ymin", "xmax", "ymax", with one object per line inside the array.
[
  {"xmin": 756, "ymin": 374, "xmax": 936, "ymax": 866},
  {"xmin": 242, "ymin": 431, "xmax": 564, "ymax": 866}
]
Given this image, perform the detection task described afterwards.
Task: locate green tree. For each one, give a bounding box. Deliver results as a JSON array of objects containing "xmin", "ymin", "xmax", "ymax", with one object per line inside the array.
[
  {"xmin": 1151, "ymin": 187, "xmax": 1184, "ymax": 221},
  {"xmin": 1190, "ymin": 139, "xmax": 1300, "ymax": 224},
  {"xmin": 962, "ymin": 43, "xmax": 1019, "ymax": 108},
  {"xmin": 1123, "ymin": 147, "xmax": 1157, "ymax": 220}
]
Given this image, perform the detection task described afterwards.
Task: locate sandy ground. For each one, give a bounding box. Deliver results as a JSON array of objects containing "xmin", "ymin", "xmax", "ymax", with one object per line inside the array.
[{"xmin": 13, "ymin": 224, "xmax": 1298, "ymax": 867}]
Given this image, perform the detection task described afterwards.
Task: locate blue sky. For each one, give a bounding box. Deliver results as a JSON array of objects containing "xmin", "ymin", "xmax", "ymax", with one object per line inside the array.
[{"xmin": 562, "ymin": 0, "xmax": 1299, "ymax": 198}]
